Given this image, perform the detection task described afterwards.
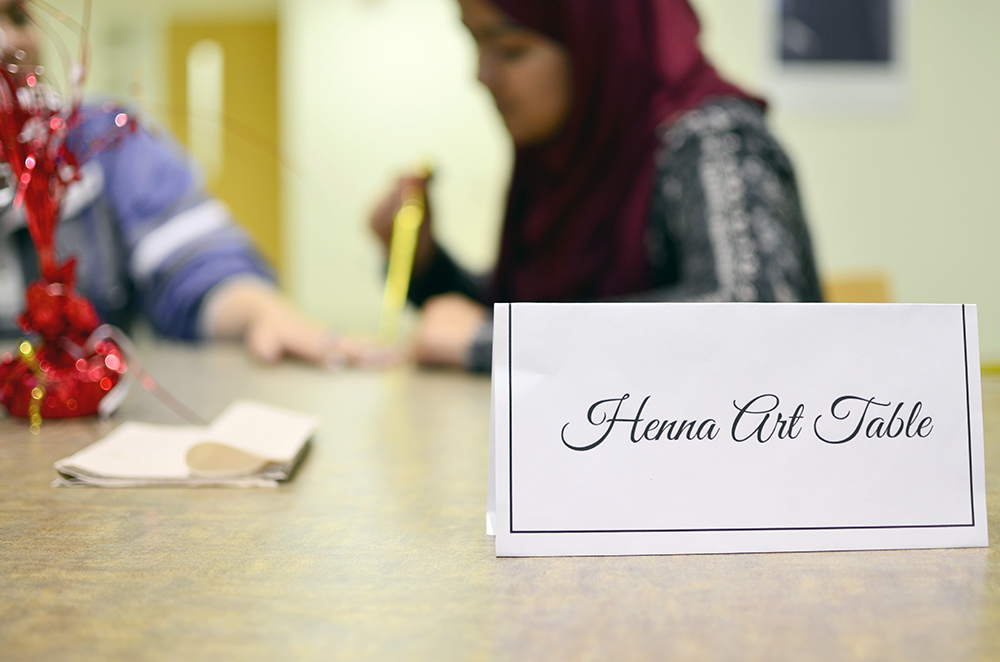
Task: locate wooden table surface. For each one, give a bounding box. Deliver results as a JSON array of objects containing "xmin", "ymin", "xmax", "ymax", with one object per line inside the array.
[{"xmin": 1, "ymin": 341, "xmax": 998, "ymax": 661}]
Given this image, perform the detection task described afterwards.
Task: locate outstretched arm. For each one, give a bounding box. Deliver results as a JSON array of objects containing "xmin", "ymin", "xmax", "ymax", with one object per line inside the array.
[{"xmin": 202, "ymin": 278, "xmax": 393, "ymax": 368}]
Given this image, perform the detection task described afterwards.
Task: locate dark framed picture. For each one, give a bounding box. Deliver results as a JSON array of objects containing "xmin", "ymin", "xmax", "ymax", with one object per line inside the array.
[
  {"xmin": 768, "ymin": 0, "xmax": 909, "ymax": 114},
  {"xmin": 781, "ymin": 0, "xmax": 892, "ymax": 64}
]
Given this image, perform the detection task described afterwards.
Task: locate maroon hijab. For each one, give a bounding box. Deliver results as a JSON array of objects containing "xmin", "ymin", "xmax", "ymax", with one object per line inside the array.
[{"xmin": 488, "ymin": 0, "xmax": 761, "ymax": 303}]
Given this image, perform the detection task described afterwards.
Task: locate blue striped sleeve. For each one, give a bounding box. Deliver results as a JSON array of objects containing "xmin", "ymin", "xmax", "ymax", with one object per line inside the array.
[{"xmin": 73, "ymin": 109, "xmax": 276, "ymax": 339}]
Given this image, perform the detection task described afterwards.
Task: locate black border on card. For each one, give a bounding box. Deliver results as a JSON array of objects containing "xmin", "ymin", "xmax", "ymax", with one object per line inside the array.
[
  {"xmin": 508, "ymin": 303, "xmax": 978, "ymax": 535},
  {"xmin": 509, "ymin": 302, "xmax": 514, "ymax": 529}
]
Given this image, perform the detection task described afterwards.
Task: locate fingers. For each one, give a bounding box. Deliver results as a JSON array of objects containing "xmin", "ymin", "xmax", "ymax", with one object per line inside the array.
[
  {"xmin": 216, "ymin": 282, "xmax": 406, "ymax": 370},
  {"xmin": 245, "ymin": 322, "xmax": 283, "ymax": 365},
  {"xmin": 369, "ymin": 173, "xmax": 431, "ymax": 250},
  {"xmin": 412, "ymin": 294, "xmax": 488, "ymax": 368},
  {"xmin": 246, "ymin": 312, "xmax": 404, "ymax": 371},
  {"xmin": 369, "ymin": 180, "xmax": 403, "ymax": 247},
  {"xmin": 330, "ymin": 336, "xmax": 405, "ymax": 369}
]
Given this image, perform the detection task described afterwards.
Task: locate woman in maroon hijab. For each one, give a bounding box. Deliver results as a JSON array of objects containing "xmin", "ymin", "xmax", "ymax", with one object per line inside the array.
[{"xmin": 371, "ymin": 0, "xmax": 822, "ymax": 370}]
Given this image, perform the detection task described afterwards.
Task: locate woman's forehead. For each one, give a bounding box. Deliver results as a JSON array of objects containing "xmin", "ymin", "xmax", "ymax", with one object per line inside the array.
[
  {"xmin": 466, "ymin": 20, "xmax": 524, "ymax": 43},
  {"xmin": 459, "ymin": 0, "xmax": 523, "ymax": 37}
]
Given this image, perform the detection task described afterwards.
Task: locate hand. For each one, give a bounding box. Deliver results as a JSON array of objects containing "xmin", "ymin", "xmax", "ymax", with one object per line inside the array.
[
  {"xmin": 204, "ymin": 280, "xmax": 399, "ymax": 368},
  {"xmin": 411, "ymin": 293, "xmax": 488, "ymax": 368},
  {"xmin": 243, "ymin": 304, "xmax": 398, "ymax": 369},
  {"xmin": 369, "ymin": 172, "xmax": 437, "ymax": 277}
]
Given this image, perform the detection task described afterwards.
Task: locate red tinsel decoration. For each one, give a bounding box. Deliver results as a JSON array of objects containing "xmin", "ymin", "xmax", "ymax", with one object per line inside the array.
[{"xmin": 0, "ymin": 38, "xmax": 134, "ymax": 427}]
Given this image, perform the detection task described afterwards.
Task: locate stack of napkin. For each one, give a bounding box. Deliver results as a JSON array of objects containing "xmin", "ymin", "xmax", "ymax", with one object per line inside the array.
[{"xmin": 54, "ymin": 401, "xmax": 317, "ymax": 487}]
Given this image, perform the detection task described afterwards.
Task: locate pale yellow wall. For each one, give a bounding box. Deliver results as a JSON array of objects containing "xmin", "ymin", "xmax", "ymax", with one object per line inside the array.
[
  {"xmin": 692, "ymin": 0, "xmax": 1000, "ymax": 361},
  {"xmin": 36, "ymin": 0, "xmax": 276, "ymax": 119},
  {"xmin": 282, "ymin": 0, "xmax": 1000, "ymax": 359},
  {"xmin": 41, "ymin": 0, "xmax": 1000, "ymax": 360},
  {"xmin": 280, "ymin": 0, "xmax": 510, "ymax": 336}
]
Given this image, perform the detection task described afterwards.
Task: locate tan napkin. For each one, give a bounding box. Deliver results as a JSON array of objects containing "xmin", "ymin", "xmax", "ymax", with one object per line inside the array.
[{"xmin": 53, "ymin": 401, "xmax": 317, "ymax": 487}]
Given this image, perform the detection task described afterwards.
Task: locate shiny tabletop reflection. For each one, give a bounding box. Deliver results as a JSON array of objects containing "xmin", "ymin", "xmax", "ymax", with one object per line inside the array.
[{"xmin": 1, "ymin": 341, "xmax": 998, "ymax": 661}]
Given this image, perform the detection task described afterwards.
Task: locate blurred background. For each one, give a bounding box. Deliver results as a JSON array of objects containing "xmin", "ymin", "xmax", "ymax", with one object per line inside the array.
[{"xmin": 33, "ymin": 0, "xmax": 1000, "ymax": 364}]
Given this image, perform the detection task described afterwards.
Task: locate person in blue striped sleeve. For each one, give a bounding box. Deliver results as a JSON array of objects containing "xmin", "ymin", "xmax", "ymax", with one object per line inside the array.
[{"xmin": 1, "ymin": 0, "xmax": 371, "ymax": 367}]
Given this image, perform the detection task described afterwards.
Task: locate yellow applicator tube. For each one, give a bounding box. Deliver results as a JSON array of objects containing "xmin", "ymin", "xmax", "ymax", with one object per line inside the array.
[{"xmin": 378, "ymin": 163, "xmax": 433, "ymax": 344}]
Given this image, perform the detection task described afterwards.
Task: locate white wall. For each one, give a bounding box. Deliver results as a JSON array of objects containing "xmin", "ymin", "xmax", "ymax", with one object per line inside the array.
[
  {"xmin": 50, "ymin": 0, "xmax": 1000, "ymax": 361},
  {"xmin": 280, "ymin": 0, "xmax": 510, "ymax": 335},
  {"xmin": 38, "ymin": 0, "xmax": 277, "ymax": 120},
  {"xmin": 281, "ymin": 0, "xmax": 1000, "ymax": 360},
  {"xmin": 693, "ymin": 0, "xmax": 1000, "ymax": 361}
]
